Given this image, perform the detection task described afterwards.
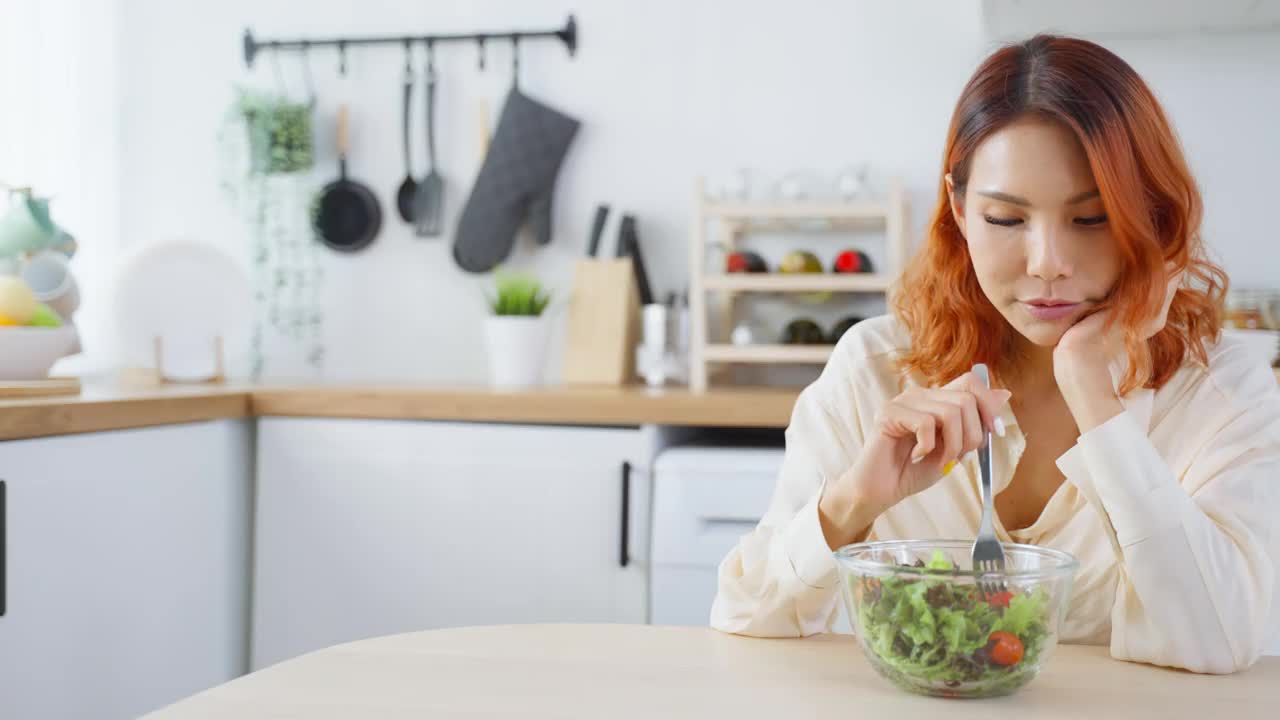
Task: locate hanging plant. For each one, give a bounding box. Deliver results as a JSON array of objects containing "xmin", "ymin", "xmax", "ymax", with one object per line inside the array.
[
  {"xmin": 219, "ymin": 86, "xmax": 326, "ymax": 381},
  {"xmin": 237, "ymin": 89, "xmax": 315, "ymax": 175}
]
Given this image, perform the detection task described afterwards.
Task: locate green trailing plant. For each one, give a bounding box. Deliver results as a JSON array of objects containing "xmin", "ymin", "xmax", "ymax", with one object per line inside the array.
[
  {"xmin": 237, "ymin": 89, "xmax": 314, "ymax": 175},
  {"xmin": 489, "ymin": 272, "xmax": 552, "ymax": 316},
  {"xmin": 219, "ymin": 86, "xmax": 325, "ymax": 380}
]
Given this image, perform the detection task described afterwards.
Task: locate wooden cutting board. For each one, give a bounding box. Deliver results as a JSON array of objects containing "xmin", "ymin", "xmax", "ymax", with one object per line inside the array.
[{"xmin": 0, "ymin": 378, "xmax": 82, "ymax": 399}]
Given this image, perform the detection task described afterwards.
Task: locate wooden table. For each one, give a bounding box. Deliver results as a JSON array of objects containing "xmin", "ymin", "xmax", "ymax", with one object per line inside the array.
[{"xmin": 145, "ymin": 624, "xmax": 1278, "ymax": 719}]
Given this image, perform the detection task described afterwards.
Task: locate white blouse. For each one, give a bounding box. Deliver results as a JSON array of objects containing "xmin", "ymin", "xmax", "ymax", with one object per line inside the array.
[{"xmin": 711, "ymin": 314, "xmax": 1280, "ymax": 673}]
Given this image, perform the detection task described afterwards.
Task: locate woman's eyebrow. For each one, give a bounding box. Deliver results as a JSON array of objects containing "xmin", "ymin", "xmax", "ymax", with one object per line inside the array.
[{"xmin": 974, "ymin": 188, "xmax": 1100, "ymax": 206}]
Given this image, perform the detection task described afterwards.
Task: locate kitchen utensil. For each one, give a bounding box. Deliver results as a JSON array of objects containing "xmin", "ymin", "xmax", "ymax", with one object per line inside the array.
[
  {"xmin": 21, "ymin": 250, "xmax": 79, "ymax": 320},
  {"xmin": 616, "ymin": 215, "xmax": 653, "ymax": 305},
  {"xmin": 395, "ymin": 45, "xmax": 419, "ymax": 223},
  {"xmin": 113, "ymin": 239, "xmax": 251, "ymax": 380},
  {"xmin": 314, "ymin": 104, "xmax": 382, "ymax": 253},
  {"xmin": 835, "ymin": 539, "xmax": 1078, "ymax": 698},
  {"xmin": 586, "ymin": 204, "xmax": 610, "ymax": 257},
  {"xmin": 562, "ymin": 257, "xmax": 640, "ymax": 386},
  {"xmin": 970, "ymin": 363, "xmax": 1007, "ymax": 597},
  {"xmin": 414, "ymin": 44, "xmax": 444, "ymax": 237},
  {"xmin": 0, "ymin": 326, "xmax": 79, "ymax": 380},
  {"xmin": 453, "ymin": 89, "xmax": 580, "ymax": 273},
  {"xmin": 0, "ymin": 190, "xmax": 62, "ymax": 259}
]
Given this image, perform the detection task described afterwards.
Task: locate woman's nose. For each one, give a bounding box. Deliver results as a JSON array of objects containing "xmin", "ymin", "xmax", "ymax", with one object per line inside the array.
[{"xmin": 1026, "ymin": 223, "xmax": 1074, "ymax": 282}]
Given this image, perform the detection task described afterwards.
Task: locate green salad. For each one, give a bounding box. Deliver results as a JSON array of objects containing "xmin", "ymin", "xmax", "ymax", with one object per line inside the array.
[{"xmin": 851, "ymin": 551, "xmax": 1052, "ymax": 696}]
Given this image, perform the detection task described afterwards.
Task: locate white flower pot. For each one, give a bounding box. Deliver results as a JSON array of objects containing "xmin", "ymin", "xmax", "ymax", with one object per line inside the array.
[{"xmin": 483, "ymin": 315, "xmax": 550, "ymax": 389}]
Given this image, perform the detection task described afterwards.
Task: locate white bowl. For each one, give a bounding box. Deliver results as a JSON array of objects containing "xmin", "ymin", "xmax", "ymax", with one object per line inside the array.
[{"xmin": 0, "ymin": 326, "xmax": 80, "ymax": 380}]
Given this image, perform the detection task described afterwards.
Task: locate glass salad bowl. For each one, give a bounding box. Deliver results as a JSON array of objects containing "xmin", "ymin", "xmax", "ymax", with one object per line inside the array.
[{"xmin": 834, "ymin": 539, "xmax": 1079, "ymax": 698}]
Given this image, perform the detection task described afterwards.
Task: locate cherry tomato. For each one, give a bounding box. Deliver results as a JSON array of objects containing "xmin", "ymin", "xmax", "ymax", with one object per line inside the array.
[
  {"xmin": 987, "ymin": 591, "xmax": 1014, "ymax": 609},
  {"xmin": 988, "ymin": 631, "xmax": 1024, "ymax": 666}
]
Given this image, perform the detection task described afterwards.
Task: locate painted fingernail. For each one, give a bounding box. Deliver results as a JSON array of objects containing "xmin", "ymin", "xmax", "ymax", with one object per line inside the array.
[
  {"xmin": 994, "ymin": 417, "xmax": 1007, "ymax": 437},
  {"xmin": 942, "ymin": 460, "xmax": 957, "ymax": 475}
]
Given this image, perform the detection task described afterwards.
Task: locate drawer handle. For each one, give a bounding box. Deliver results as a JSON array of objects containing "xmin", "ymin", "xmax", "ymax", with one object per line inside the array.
[
  {"xmin": 2, "ymin": 480, "xmax": 6, "ymax": 617},
  {"xmin": 619, "ymin": 462, "xmax": 631, "ymax": 568}
]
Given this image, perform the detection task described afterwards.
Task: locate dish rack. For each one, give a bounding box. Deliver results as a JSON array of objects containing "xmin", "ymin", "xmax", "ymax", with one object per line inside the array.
[{"xmin": 687, "ymin": 176, "xmax": 910, "ymax": 391}]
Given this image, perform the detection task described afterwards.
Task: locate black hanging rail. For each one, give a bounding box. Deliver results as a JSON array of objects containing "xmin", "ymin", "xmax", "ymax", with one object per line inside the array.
[{"xmin": 241, "ymin": 14, "xmax": 577, "ymax": 68}]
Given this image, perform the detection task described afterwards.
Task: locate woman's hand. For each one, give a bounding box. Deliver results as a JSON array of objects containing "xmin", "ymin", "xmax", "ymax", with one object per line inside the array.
[
  {"xmin": 818, "ymin": 372, "xmax": 1011, "ymax": 549},
  {"xmin": 1053, "ymin": 267, "xmax": 1182, "ymax": 432}
]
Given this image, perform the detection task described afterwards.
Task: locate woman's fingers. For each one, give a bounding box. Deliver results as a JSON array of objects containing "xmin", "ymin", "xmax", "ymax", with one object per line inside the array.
[
  {"xmin": 943, "ymin": 371, "xmax": 1012, "ymax": 435},
  {"xmin": 929, "ymin": 389, "xmax": 984, "ymax": 455},
  {"xmin": 901, "ymin": 396, "xmax": 964, "ymax": 466},
  {"xmin": 878, "ymin": 403, "xmax": 936, "ymax": 463},
  {"xmin": 880, "ymin": 375, "xmax": 1015, "ymax": 470}
]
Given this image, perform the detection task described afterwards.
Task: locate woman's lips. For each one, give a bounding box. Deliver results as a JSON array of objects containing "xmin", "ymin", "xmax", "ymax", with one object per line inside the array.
[{"xmin": 1021, "ymin": 302, "xmax": 1081, "ymax": 321}]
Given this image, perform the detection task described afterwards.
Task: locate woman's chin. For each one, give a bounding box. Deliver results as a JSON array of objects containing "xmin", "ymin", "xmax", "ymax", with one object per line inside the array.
[{"xmin": 1010, "ymin": 321, "xmax": 1066, "ymax": 348}]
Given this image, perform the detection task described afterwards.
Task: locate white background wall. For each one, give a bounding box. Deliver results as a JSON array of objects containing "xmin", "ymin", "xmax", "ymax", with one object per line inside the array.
[{"xmin": 63, "ymin": 1, "xmax": 1280, "ymax": 382}]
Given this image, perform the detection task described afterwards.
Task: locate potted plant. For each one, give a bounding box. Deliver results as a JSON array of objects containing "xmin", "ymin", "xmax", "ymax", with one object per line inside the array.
[{"xmin": 484, "ymin": 271, "xmax": 552, "ymax": 388}]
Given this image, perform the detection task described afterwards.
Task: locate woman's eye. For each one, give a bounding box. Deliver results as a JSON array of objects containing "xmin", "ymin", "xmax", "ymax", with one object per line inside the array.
[
  {"xmin": 1074, "ymin": 215, "xmax": 1108, "ymax": 226},
  {"xmin": 983, "ymin": 214, "xmax": 1022, "ymax": 227}
]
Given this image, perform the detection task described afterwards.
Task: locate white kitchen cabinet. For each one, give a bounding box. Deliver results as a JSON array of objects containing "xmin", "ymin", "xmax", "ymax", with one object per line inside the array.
[
  {"xmin": 0, "ymin": 421, "xmax": 252, "ymax": 720},
  {"xmin": 251, "ymin": 417, "xmax": 649, "ymax": 669}
]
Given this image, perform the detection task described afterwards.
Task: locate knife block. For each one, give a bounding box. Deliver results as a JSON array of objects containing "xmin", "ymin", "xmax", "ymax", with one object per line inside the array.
[{"xmin": 562, "ymin": 258, "xmax": 640, "ymax": 385}]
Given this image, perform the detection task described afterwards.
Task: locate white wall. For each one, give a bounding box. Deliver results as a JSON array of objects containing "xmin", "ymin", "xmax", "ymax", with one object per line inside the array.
[{"xmin": 107, "ymin": 1, "xmax": 1278, "ymax": 383}]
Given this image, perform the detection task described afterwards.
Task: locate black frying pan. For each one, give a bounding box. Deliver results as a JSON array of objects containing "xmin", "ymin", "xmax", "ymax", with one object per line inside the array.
[{"xmin": 315, "ymin": 104, "xmax": 381, "ymax": 252}]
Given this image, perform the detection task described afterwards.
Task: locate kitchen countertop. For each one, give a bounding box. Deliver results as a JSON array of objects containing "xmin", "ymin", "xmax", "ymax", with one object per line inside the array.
[
  {"xmin": 144, "ymin": 624, "xmax": 1280, "ymax": 719},
  {"xmin": 0, "ymin": 382, "xmax": 802, "ymax": 440},
  {"xmin": 6, "ymin": 368, "xmax": 1279, "ymax": 441}
]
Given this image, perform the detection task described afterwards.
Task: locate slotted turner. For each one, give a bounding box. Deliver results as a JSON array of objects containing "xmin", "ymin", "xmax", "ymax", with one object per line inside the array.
[{"xmin": 970, "ymin": 363, "xmax": 1007, "ymax": 598}]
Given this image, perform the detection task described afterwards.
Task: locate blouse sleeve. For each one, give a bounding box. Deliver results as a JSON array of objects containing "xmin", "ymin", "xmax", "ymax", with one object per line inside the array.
[
  {"xmin": 710, "ymin": 338, "xmax": 876, "ymax": 637},
  {"xmin": 1056, "ymin": 347, "xmax": 1280, "ymax": 673}
]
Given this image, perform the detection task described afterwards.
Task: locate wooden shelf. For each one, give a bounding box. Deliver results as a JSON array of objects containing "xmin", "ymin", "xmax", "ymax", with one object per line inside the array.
[
  {"xmin": 702, "ymin": 273, "xmax": 892, "ymax": 293},
  {"xmin": 703, "ymin": 200, "xmax": 890, "ymax": 221},
  {"xmin": 703, "ymin": 344, "xmax": 834, "ymax": 365},
  {"xmin": 688, "ymin": 176, "xmax": 909, "ymax": 390}
]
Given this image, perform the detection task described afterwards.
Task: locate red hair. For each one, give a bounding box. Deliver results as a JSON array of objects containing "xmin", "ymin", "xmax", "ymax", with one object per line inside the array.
[{"xmin": 894, "ymin": 35, "xmax": 1227, "ymax": 394}]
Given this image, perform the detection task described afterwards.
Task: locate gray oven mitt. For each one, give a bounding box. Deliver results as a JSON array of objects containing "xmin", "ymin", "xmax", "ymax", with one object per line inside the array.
[{"xmin": 453, "ymin": 89, "xmax": 580, "ymax": 273}]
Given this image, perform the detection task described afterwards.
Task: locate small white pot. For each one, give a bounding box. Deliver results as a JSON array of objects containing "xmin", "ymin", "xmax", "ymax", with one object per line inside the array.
[{"xmin": 483, "ymin": 315, "xmax": 550, "ymax": 389}]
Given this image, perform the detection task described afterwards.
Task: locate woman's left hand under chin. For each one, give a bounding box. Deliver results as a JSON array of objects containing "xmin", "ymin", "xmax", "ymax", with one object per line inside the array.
[{"xmin": 1052, "ymin": 267, "xmax": 1183, "ymax": 433}]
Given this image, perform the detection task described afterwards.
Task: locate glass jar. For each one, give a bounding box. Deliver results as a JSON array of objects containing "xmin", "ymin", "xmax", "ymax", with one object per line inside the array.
[{"xmin": 1224, "ymin": 289, "xmax": 1266, "ymax": 330}]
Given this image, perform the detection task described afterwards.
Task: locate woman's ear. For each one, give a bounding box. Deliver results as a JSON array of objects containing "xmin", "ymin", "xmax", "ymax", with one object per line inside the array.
[{"xmin": 945, "ymin": 173, "xmax": 967, "ymax": 238}]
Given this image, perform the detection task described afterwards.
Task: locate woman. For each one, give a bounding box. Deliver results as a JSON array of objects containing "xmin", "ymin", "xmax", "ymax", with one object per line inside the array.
[{"xmin": 711, "ymin": 34, "xmax": 1280, "ymax": 674}]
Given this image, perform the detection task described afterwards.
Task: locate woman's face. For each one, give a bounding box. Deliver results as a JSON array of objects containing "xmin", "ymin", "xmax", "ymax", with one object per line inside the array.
[{"xmin": 948, "ymin": 117, "xmax": 1121, "ymax": 348}]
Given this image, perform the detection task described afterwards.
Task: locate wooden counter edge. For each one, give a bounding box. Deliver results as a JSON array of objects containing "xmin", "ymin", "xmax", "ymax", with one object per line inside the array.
[
  {"xmin": 249, "ymin": 385, "xmax": 799, "ymax": 429},
  {"xmin": 0, "ymin": 391, "xmax": 253, "ymax": 441},
  {"xmin": 4, "ymin": 370, "xmax": 1278, "ymax": 441},
  {"xmin": 0, "ymin": 385, "xmax": 799, "ymax": 440}
]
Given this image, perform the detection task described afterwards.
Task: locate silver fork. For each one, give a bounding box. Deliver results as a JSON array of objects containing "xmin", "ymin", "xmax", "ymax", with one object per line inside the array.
[{"xmin": 970, "ymin": 363, "xmax": 1007, "ymax": 598}]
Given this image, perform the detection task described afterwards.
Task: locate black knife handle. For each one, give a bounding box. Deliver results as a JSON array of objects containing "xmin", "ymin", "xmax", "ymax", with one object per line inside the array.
[
  {"xmin": 619, "ymin": 462, "xmax": 631, "ymax": 568},
  {"xmin": 587, "ymin": 204, "xmax": 609, "ymax": 257},
  {"xmin": 2, "ymin": 480, "xmax": 7, "ymax": 617},
  {"xmin": 618, "ymin": 216, "xmax": 654, "ymax": 305}
]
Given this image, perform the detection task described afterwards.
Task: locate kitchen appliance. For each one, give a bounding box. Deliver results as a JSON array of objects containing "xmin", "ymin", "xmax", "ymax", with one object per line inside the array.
[{"xmin": 650, "ymin": 446, "xmax": 784, "ymax": 626}]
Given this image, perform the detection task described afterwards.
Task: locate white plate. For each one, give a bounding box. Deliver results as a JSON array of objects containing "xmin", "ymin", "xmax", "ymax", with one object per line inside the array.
[{"xmin": 114, "ymin": 240, "xmax": 251, "ymax": 379}]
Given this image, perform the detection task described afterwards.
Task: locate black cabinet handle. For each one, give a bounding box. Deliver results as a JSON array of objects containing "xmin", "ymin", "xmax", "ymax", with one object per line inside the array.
[
  {"xmin": 2, "ymin": 480, "xmax": 6, "ymax": 617},
  {"xmin": 619, "ymin": 462, "xmax": 631, "ymax": 568}
]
